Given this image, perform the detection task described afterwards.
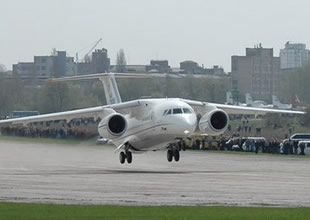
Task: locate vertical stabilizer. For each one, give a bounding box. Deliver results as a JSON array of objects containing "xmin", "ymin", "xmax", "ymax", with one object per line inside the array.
[
  {"xmin": 291, "ymin": 94, "xmax": 301, "ymax": 106},
  {"xmin": 272, "ymin": 95, "xmax": 278, "ymax": 106},
  {"xmin": 99, "ymin": 74, "xmax": 122, "ymax": 105},
  {"xmin": 226, "ymin": 92, "xmax": 234, "ymax": 105},
  {"xmin": 245, "ymin": 93, "xmax": 253, "ymax": 106}
]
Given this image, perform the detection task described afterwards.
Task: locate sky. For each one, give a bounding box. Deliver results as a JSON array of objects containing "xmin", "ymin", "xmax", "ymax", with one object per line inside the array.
[{"xmin": 0, "ymin": 0, "xmax": 309, "ymax": 71}]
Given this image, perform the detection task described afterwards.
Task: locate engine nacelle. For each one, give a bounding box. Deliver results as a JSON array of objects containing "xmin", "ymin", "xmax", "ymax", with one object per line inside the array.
[
  {"xmin": 98, "ymin": 113, "xmax": 127, "ymax": 139},
  {"xmin": 199, "ymin": 109, "xmax": 229, "ymax": 136}
]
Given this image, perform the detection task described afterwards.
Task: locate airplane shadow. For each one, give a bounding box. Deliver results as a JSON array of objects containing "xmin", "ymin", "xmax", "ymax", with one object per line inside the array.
[{"xmin": 8, "ymin": 169, "xmax": 249, "ymax": 176}]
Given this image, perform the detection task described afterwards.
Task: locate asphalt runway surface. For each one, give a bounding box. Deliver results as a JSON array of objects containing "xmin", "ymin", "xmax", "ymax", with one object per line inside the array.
[{"xmin": 0, "ymin": 140, "xmax": 310, "ymax": 207}]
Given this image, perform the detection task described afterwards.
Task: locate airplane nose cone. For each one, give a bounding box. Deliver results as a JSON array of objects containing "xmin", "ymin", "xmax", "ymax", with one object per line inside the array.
[{"xmin": 179, "ymin": 115, "xmax": 197, "ymax": 136}]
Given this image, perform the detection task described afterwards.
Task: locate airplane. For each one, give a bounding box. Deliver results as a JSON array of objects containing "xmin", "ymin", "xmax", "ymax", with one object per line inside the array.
[
  {"xmin": 0, "ymin": 73, "xmax": 305, "ymax": 164},
  {"xmin": 225, "ymin": 91, "xmax": 246, "ymax": 106},
  {"xmin": 245, "ymin": 93, "xmax": 273, "ymax": 108},
  {"xmin": 272, "ymin": 95, "xmax": 293, "ymax": 110},
  {"xmin": 225, "ymin": 91, "xmax": 235, "ymax": 105}
]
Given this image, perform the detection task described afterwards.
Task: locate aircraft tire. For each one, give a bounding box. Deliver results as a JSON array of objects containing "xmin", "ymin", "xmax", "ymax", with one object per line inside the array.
[
  {"xmin": 167, "ymin": 150, "xmax": 173, "ymax": 162},
  {"xmin": 119, "ymin": 152, "xmax": 126, "ymax": 164},
  {"xmin": 174, "ymin": 150, "xmax": 180, "ymax": 162},
  {"xmin": 126, "ymin": 151, "xmax": 132, "ymax": 164}
]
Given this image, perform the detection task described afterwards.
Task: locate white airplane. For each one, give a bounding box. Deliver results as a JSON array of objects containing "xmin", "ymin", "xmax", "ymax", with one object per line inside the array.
[
  {"xmin": 245, "ymin": 93, "xmax": 273, "ymax": 108},
  {"xmin": 225, "ymin": 91, "xmax": 234, "ymax": 105},
  {"xmin": 272, "ymin": 95, "xmax": 293, "ymax": 110},
  {"xmin": 0, "ymin": 73, "xmax": 305, "ymax": 164},
  {"xmin": 225, "ymin": 91, "xmax": 246, "ymax": 106}
]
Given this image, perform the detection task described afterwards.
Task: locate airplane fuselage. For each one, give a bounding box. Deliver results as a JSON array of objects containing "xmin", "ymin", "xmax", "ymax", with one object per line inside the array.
[{"xmin": 98, "ymin": 99, "xmax": 197, "ymax": 152}]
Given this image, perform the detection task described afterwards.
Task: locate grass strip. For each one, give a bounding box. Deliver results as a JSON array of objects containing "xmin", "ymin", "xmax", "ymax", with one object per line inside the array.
[{"xmin": 0, "ymin": 203, "xmax": 310, "ymax": 220}]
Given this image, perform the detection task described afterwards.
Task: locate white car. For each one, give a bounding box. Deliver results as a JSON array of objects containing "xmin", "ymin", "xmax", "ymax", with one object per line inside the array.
[
  {"xmin": 297, "ymin": 141, "xmax": 310, "ymax": 155},
  {"xmin": 96, "ymin": 137, "xmax": 111, "ymax": 145}
]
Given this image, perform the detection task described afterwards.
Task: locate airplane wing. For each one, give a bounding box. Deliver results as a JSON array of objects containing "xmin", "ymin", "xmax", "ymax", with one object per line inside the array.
[
  {"xmin": 181, "ymin": 99, "xmax": 305, "ymax": 115},
  {"xmin": 0, "ymin": 100, "xmax": 141, "ymax": 126}
]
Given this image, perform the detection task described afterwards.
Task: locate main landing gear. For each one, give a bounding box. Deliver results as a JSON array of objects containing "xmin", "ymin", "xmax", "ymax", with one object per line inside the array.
[
  {"xmin": 119, "ymin": 151, "xmax": 132, "ymax": 164},
  {"xmin": 167, "ymin": 148, "xmax": 180, "ymax": 162}
]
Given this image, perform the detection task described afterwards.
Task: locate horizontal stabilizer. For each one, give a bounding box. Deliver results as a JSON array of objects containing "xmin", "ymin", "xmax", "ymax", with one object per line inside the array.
[
  {"xmin": 48, "ymin": 73, "xmax": 152, "ymax": 82},
  {"xmin": 48, "ymin": 73, "xmax": 152, "ymax": 105}
]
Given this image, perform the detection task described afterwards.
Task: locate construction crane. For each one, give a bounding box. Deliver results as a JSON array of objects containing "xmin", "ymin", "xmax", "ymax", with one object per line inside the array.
[{"xmin": 75, "ymin": 38, "xmax": 102, "ymax": 63}]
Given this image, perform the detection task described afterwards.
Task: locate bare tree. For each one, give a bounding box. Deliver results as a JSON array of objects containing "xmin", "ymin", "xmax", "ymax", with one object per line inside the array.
[
  {"xmin": 116, "ymin": 49, "xmax": 126, "ymax": 73},
  {"xmin": 0, "ymin": 64, "xmax": 6, "ymax": 73}
]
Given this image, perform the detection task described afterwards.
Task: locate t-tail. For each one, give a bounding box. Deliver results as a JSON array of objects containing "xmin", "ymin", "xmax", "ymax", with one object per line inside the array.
[
  {"xmin": 272, "ymin": 95, "xmax": 292, "ymax": 109},
  {"xmin": 225, "ymin": 92, "xmax": 234, "ymax": 105},
  {"xmin": 99, "ymin": 74, "xmax": 122, "ymax": 104},
  {"xmin": 245, "ymin": 93, "xmax": 253, "ymax": 106},
  {"xmin": 291, "ymin": 94, "xmax": 301, "ymax": 107},
  {"xmin": 272, "ymin": 95, "xmax": 279, "ymax": 106},
  {"xmin": 48, "ymin": 73, "xmax": 152, "ymax": 105}
]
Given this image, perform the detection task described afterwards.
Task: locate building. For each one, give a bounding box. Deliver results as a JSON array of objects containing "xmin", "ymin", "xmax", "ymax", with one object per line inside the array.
[
  {"xmin": 77, "ymin": 48, "xmax": 110, "ymax": 75},
  {"xmin": 180, "ymin": 61, "xmax": 224, "ymax": 75},
  {"xmin": 180, "ymin": 60, "xmax": 204, "ymax": 74},
  {"xmin": 12, "ymin": 62, "xmax": 35, "ymax": 78},
  {"xmin": 280, "ymin": 42, "xmax": 310, "ymax": 69},
  {"xmin": 34, "ymin": 56, "xmax": 54, "ymax": 77},
  {"xmin": 91, "ymin": 49, "xmax": 110, "ymax": 73},
  {"xmin": 231, "ymin": 45, "xmax": 280, "ymax": 101},
  {"xmin": 110, "ymin": 65, "xmax": 147, "ymax": 73},
  {"xmin": 14, "ymin": 51, "xmax": 74, "ymax": 78},
  {"xmin": 66, "ymin": 57, "xmax": 75, "ymax": 76},
  {"xmin": 54, "ymin": 51, "xmax": 67, "ymax": 77},
  {"xmin": 205, "ymin": 65, "xmax": 225, "ymax": 75},
  {"xmin": 146, "ymin": 60, "xmax": 171, "ymax": 73}
]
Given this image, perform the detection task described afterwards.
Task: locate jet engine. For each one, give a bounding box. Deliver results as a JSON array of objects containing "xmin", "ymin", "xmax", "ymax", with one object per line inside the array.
[
  {"xmin": 198, "ymin": 109, "xmax": 229, "ymax": 136},
  {"xmin": 98, "ymin": 113, "xmax": 127, "ymax": 139}
]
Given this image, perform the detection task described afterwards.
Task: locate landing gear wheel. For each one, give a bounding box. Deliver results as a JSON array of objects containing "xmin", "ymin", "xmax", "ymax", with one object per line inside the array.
[
  {"xmin": 167, "ymin": 150, "xmax": 173, "ymax": 162},
  {"xmin": 119, "ymin": 152, "xmax": 126, "ymax": 164},
  {"xmin": 126, "ymin": 151, "xmax": 132, "ymax": 164},
  {"xmin": 174, "ymin": 150, "xmax": 180, "ymax": 162}
]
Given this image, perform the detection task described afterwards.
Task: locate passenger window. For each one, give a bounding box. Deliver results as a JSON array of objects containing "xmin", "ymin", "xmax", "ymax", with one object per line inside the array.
[
  {"xmin": 173, "ymin": 108, "xmax": 183, "ymax": 114},
  {"xmin": 183, "ymin": 108, "xmax": 192, "ymax": 114}
]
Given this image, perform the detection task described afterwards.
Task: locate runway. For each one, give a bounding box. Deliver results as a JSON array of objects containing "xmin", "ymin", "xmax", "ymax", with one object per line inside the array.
[{"xmin": 0, "ymin": 140, "xmax": 310, "ymax": 207}]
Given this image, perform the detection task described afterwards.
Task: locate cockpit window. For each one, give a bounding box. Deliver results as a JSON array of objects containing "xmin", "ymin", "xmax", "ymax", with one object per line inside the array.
[
  {"xmin": 173, "ymin": 108, "xmax": 183, "ymax": 114},
  {"xmin": 183, "ymin": 108, "xmax": 192, "ymax": 114},
  {"xmin": 163, "ymin": 109, "xmax": 169, "ymax": 116},
  {"xmin": 163, "ymin": 109, "xmax": 173, "ymax": 116},
  {"xmin": 164, "ymin": 108, "xmax": 191, "ymax": 116}
]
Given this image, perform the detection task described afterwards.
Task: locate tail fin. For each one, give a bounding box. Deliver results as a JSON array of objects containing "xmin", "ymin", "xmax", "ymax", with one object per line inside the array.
[
  {"xmin": 245, "ymin": 93, "xmax": 253, "ymax": 105},
  {"xmin": 291, "ymin": 94, "xmax": 301, "ymax": 106},
  {"xmin": 226, "ymin": 92, "xmax": 234, "ymax": 104},
  {"xmin": 99, "ymin": 74, "xmax": 122, "ymax": 104},
  {"xmin": 48, "ymin": 73, "xmax": 152, "ymax": 105},
  {"xmin": 272, "ymin": 95, "xmax": 280, "ymax": 106}
]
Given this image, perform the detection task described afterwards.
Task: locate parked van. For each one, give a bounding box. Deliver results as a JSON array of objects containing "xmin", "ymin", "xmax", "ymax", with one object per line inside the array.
[{"xmin": 290, "ymin": 133, "xmax": 310, "ymax": 141}]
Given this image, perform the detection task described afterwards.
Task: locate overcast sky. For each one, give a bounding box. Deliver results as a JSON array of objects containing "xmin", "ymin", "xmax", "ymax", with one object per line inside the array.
[{"xmin": 1, "ymin": 0, "xmax": 309, "ymax": 71}]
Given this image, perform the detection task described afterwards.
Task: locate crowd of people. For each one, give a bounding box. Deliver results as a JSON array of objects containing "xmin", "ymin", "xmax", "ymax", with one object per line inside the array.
[
  {"xmin": 0, "ymin": 118, "xmax": 98, "ymax": 139},
  {"xmin": 187, "ymin": 134, "xmax": 307, "ymax": 155}
]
